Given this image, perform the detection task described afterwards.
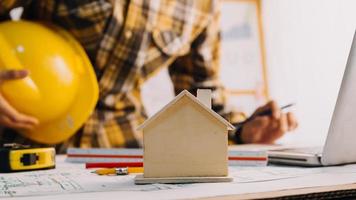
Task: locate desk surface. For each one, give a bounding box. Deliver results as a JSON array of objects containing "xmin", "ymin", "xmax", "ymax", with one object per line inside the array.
[{"xmin": 2, "ymin": 148, "xmax": 356, "ymax": 200}]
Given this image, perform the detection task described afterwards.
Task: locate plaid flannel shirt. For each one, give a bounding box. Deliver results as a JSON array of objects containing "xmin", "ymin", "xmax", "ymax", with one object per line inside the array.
[{"xmin": 0, "ymin": 0, "xmax": 246, "ymax": 153}]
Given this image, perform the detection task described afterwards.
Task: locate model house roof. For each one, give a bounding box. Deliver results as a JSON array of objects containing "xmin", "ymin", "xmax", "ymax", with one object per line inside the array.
[{"xmin": 137, "ymin": 90, "xmax": 235, "ymax": 131}]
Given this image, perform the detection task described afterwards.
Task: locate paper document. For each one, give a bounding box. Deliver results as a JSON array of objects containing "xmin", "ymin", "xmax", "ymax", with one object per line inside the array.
[
  {"xmin": 0, "ymin": 166, "xmax": 188, "ymax": 198},
  {"xmin": 3, "ymin": 156, "xmax": 356, "ymax": 199},
  {"xmin": 229, "ymin": 166, "xmax": 316, "ymax": 183},
  {"xmin": 0, "ymin": 156, "xmax": 320, "ymax": 198}
]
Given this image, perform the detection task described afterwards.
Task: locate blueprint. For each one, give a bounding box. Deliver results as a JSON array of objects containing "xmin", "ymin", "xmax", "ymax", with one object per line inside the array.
[{"xmin": 0, "ymin": 156, "xmax": 323, "ymax": 198}]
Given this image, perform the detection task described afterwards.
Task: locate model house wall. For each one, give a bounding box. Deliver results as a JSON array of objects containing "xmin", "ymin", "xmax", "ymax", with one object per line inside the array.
[{"xmin": 138, "ymin": 90, "xmax": 234, "ymax": 178}]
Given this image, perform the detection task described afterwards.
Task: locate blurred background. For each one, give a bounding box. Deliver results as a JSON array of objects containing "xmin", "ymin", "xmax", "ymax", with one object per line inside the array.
[{"xmin": 141, "ymin": 0, "xmax": 356, "ymax": 146}]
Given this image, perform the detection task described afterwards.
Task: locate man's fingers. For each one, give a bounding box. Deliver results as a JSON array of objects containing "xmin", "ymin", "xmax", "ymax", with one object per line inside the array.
[
  {"xmin": 252, "ymin": 116, "xmax": 270, "ymax": 128},
  {"xmin": 0, "ymin": 115, "xmax": 35, "ymax": 130},
  {"xmin": 262, "ymin": 114, "xmax": 287, "ymax": 143},
  {"xmin": 278, "ymin": 114, "xmax": 288, "ymax": 133},
  {"xmin": 242, "ymin": 116, "xmax": 269, "ymax": 143},
  {"xmin": 287, "ymin": 112, "xmax": 298, "ymax": 131},
  {"xmin": 247, "ymin": 116, "xmax": 270, "ymax": 131},
  {"xmin": 267, "ymin": 101, "xmax": 281, "ymax": 119},
  {"xmin": 0, "ymin": 95, "xmax": 22, "ymax": 121},
  {"xmin": 0, "ymin": 95, "xmax": 39, "ymax": 126},
  {"xmin": 0, "ymin": 70, "xmax": 39, "ymax": 130},
  {"xmin": 15, "ymin": 113, "xmax": 39, "ymax": 125},
  {"xmin": 0, "ymin": 70, "xmax": 28, "ymax": 81},
  {"xmin": 254, "ymin": 101, "xmax": 281, "ymax": 119}
]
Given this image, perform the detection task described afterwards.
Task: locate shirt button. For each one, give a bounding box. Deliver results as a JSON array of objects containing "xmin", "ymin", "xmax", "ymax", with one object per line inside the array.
[
  {"xmin": 105, "ymin": 95, "xmax": 115, "ymax": 106},
  {"xmin": 125, "ymin": 30, "xmax": 132, "ymax": 39}
]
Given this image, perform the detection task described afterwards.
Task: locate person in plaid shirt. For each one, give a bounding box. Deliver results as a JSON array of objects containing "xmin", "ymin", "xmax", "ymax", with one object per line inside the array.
[{"xmin": 0, "ymin": 0, "xmax": 297, "ymax": 153}]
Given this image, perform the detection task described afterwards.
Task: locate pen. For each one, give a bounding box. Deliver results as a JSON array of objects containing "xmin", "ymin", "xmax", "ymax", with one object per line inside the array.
[
  {"xmin": 255, "ymin": 103, "xmax": 294, "ymax": 117},
  {"xmin": 92, "ymin": 167, "xmax": 144, "ymax": 175},
  {"xmin": 86, "ymin": 162, "xmax": 143, "ymax": 169},
  {"xmin": 236, "ymin": 103, "xmax": 295, "ymax": 128}
]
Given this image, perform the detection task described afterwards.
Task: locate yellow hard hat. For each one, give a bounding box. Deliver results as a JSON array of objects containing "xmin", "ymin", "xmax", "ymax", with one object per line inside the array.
[{"xmin": 0, "ymin": 20, "xmax": 99, "ymax": 144}]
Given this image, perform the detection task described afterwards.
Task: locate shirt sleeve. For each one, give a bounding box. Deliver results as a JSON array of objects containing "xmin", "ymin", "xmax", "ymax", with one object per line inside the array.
[{"xmin": 167, "ymin": 3, "xmax": 246, "ymax": 144}]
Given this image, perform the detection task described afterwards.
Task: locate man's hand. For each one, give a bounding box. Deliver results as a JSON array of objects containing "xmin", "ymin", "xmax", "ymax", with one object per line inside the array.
[
  {"xmin": 240, "ymin": 101, "xmax": 298, "ymax": 144},
  {"xmin": 0, "ymin": 70, "xmax": 39, "ymax": 130}
]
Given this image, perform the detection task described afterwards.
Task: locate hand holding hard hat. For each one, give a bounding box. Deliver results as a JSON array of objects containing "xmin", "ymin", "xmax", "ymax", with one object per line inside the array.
[
  {"xmin": 0, "ymin": 69, "xmax": 39, "ymax": 130},
  {"xmin": 0, "ymin": 20, "xmax": 99, "ymax": 144}
]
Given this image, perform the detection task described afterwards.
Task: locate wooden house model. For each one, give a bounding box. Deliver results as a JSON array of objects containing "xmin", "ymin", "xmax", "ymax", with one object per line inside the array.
[{"xmin": 135, "ymin": 89, "xmax": 235, "ymax": 184}]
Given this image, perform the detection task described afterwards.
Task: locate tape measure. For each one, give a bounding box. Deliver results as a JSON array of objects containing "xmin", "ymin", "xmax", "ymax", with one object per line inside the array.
[{"xmin": 0, "ymin": 143, "xmax": 55, "ymax": 172}]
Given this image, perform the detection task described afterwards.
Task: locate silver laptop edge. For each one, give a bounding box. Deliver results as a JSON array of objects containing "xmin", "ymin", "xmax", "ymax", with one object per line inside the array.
[{"xmin": 269, "ymin": 30, "xmax": 356, "ymax": 166}]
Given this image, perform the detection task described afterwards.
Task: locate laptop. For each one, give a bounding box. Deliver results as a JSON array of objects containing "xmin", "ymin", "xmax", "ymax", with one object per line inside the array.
[{"xmin": 268, "ymin": 31, "xmax": 356, "ymax": 167}]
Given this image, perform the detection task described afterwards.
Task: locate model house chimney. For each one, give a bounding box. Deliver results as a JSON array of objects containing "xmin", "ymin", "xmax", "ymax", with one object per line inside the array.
[{"xmin": 197, "ymin": 89, "xmax": 212, "ymax": 109}]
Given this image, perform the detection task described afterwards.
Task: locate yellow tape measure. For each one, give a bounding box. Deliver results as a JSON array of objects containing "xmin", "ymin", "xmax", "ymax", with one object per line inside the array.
[{"xmin": 0, "ymin": 143, "xmax": 55, "ymax": 172}]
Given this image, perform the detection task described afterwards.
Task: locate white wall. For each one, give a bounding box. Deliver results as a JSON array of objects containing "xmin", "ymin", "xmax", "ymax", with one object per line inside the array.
[
  {"xmin": 141, "ymin": 68, "xmax": 174, "ymax": 116},
  {"xmin": 262, "ymin": 0, "xmax": 356, "ymax": 145},
  {"xmin": 142, "ymin": 0, "xmax": 356, "ymax": 146}
]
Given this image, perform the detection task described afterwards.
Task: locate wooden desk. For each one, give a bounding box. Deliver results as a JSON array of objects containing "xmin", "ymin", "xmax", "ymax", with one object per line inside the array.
[{"xmin": 206, "ymin": 184, "xmax": 356, "ymax": 199}]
